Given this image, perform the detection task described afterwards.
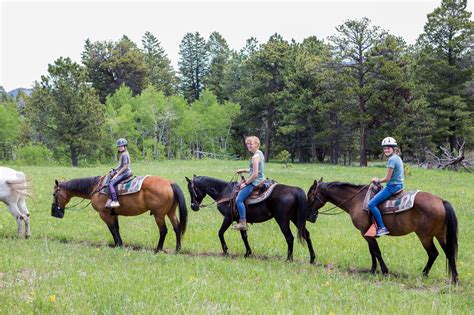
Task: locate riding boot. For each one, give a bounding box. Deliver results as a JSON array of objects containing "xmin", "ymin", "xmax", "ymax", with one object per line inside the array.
[{"xmin": 232, "ymin": 219, "xmax": 247, "ymax": 231}]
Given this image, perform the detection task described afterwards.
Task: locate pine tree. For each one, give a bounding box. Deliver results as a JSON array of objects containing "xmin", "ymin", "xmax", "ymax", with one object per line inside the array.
[
  {"xmin": 416, "ymin": 0, "xmax": 473, "ymax": 151},
  {"xmin": 141, "ymin": 31, "xmax": 177, "ymax": 95},
  {"xmin": 205, "ymin": 32, "xmax": 231, "ymax": 103},
  {"xmin": 329, "ymin": 18, "xmax": 387, "ymax": 166},
  {"xmin": 178, "ymin": 32, "xmax": 209, "ymax": 103}
]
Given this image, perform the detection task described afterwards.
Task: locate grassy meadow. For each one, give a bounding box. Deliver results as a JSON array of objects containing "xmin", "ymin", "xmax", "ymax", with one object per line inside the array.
[{"xmin": 0, "ymin": 160, "xmax": 473, "ymax": 314}]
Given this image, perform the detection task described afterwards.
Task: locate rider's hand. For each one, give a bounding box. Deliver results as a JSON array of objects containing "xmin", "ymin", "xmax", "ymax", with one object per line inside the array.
[
  {"xmin": 240, "ymin": 182, "xmax": 246, "ymax": 189},
  {"xmin": 371, "ymin": 177, "xmax": 380, "ymax": 184}
]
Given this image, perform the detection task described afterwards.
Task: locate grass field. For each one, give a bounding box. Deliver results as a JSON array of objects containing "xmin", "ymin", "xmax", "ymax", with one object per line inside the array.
[{"xmin": 0, "ymin": 160, "xmax": 473, "ymax": 314}]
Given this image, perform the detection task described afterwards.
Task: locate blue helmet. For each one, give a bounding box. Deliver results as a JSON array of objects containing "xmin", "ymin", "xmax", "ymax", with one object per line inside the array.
[{"xmin": 116, "ymin": 138, "xmax": 128, "ymax": 147}]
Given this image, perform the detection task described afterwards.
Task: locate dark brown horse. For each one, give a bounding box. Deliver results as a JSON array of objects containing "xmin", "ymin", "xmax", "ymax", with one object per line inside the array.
[
  {"xmin": 307, "ymin": 178, "xmax": 458, "ymax": 283},
  {"xmin": 51, "ymin": 176, "xmax": 188, "ymax": 252},
  {"xmin": 186, "ymin": 175, "xmax": 315, "ymax": 263}
]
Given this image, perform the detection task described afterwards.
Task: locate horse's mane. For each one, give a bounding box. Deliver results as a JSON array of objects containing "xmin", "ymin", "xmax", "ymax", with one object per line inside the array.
[
  {"xmin": 195, "ymin": 176, "xmax": 237, "ymax": 195},
  {"xmin": 325, "ymin": 181, "xmax": 366, "ymax": 190},
  {"xmin": 61, "ymin": 176, "xmax": 101, "ymax": 195},
  {"xmin": 196, "ymin": 176, "xmax": 236, "ymax": 187}
]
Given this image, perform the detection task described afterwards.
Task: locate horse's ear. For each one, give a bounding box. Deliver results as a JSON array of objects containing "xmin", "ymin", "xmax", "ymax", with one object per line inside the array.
[
  {"xmin": 185, "ymin": 176, "xmax": 191, "ymax": 183},
  {"xmin": 55, "ymin": 179, "xmax": 59, "ymax": 186},
  {"xmin": 193, "ymin": 174, "xmax": 196, "ymax": 178},
  {"xmin": 313, "ymin": 179, "xmax": 318, "ymax": 186},
  {"xmin": 319, "ymin": 177, "xmax": 323, "ymax": 183}
]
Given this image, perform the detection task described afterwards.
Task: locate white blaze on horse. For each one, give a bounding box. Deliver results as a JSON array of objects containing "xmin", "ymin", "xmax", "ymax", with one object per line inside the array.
[{"xmin": 0, "ymin": 167, "xmax": 31, "ymax": 238}]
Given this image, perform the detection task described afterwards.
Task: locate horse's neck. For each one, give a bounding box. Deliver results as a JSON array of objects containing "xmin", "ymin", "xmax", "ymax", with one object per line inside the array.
[
  {"xmin": 324, "ymin": 186, "xmax": 366, "ymax": 213},
  {"xmin": 198, "ymin": 177, "xmax": 233, "ymax": 201},
  {"xmin": 61, "ymin": 177, "xmax": 99, "ymax": 200}
]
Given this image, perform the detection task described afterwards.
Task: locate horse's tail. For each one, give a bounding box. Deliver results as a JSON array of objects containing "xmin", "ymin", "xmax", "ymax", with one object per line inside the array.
[
  {"xmin": 6, "ymin": 177, "xmax": 32, "ymax": 198},
  {"xmin": 443, "ymin": 200, "xmax": 458, "ymax": 283},
  {"xmin": 295, "ymin": 187, "xmax": 307, "ymax": 243},
  {"xmin": 171, "ymin": 183, "xmax": 188, "ymax": 236}
]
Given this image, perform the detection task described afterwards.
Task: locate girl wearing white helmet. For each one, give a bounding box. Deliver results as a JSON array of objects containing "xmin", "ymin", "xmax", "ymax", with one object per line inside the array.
[
  {"xmin": 367, "ymin": 137, "xmax": 404, "ymax": 236},
  {"xmin": 108, "ymin": 138, "xmax": 132, "ymax": 208}
]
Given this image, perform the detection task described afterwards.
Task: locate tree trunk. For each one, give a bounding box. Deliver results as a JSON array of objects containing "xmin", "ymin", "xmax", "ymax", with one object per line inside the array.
[
  {"xmin": 359, "ymin": 125, "xmax": 367, "ymax": 167},
  {"xmin": 70, "ymin": 146, "xmax": 78, "ymax": 167},
  {"xmin": 263, "ymin": 106, "xmax": 275, "ymax": 162}
]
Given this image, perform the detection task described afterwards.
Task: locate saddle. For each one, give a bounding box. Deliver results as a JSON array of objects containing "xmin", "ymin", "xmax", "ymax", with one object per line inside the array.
[
  {"xmin": 362, "ymin": 182, "xmax": 420, "ymax": 215},
  {"xmin": 218, "ymin": 179, "xmax": 279, "ymax": 216},
  {"xmin": 99, "ymin": 174, "xmax": 149, "ymax": 196}
]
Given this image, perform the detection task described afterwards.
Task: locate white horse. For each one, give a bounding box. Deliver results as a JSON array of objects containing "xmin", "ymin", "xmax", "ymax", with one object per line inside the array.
[{"xmin": 0, "ymin": 167, "xmax": 31, "ymax": 238}]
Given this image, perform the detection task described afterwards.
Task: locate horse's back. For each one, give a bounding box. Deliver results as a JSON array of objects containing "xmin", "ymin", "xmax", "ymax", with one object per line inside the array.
[
  {"xmin": 0, "ymin": 167, "xmax": 27, "ymax": 200},
  {"xmin": 0, "ymin": 167, "xmax": 26, "ymax": 182}
]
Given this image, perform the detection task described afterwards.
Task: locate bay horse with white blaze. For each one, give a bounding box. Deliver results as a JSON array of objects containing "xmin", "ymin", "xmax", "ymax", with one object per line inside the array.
[
  {"xmin": 51, "ymin": 175, "xmax": 187, "ymax": 252},
  {"xmin": 307, "ymin": 178, "xmax": 458, "ymax": 283},
  {"xmin": 186, "ymin": 175, "xmax": 316, "ymax": 263}
]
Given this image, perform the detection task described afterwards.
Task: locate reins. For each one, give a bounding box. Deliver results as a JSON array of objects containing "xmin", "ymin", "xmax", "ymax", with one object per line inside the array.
[
  {"xmin": 64, "ymin": 198, "xmax": 91, "ymax": 210},
  {"xmin": 191, "ymin": 173, "xmax": 239, "ymax": 209},
  {"xmin": 316, "ymin": 184, "xmax": 369, "ymax": 215},
  {"xmin": 57, "ymin": 177, "xmax": 103, "ymax": 211}
]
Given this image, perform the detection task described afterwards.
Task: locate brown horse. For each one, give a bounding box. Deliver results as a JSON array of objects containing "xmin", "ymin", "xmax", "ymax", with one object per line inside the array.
[
  {"xmin": 51, "ymin": 176, "xmax": 188, "ymax": 252},
  {"xmin": 307, "ymin": 178, "xmax": 458, "ymax": 283}
]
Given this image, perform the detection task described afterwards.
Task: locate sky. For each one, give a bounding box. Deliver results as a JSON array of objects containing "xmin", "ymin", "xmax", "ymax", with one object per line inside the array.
[{"xmin": 1, "ymin": 0, "xmax": 471, "ymax": 92}]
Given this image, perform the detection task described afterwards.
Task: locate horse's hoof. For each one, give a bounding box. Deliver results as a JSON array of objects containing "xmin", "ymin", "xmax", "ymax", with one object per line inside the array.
[
  {"xmin": 310, "ymin": 258, "xmax": 316, "ymax": 265},
  {"xmin": 370, "ymin": 268, "xmax": 376, "ymax": 274},
  {"xmin": 223, "ymin": 252, "xmax": 229, "ymax": 257},
  {"xmin": 25, "ymin": 235, "xmax": 31, "ymax": 239},
  {"xmin": 244, "ymin": 252, "xmax": 252, "ymax": 258}
]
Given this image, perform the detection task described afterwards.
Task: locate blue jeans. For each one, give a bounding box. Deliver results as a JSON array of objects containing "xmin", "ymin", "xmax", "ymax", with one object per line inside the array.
[
  {"xmin": 236, "ymin": 184, "xmax": 255, "ymax": 220},
  {"xmin": 109, "ymin": 172, "xmax": 131, "ymax": 201},
  {"xmin": 368, "ymin": 184, "xmax": 403, "ymax": 228}
]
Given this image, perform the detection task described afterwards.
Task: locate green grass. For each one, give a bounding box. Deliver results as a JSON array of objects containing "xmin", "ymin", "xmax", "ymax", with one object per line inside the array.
[{"xmin": 0, "ymin": 160, "xmax": 473, "ymax": 313}]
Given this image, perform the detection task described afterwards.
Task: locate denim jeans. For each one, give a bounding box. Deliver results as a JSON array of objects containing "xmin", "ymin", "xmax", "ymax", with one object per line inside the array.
[
  {"xmin": 236, "ymin": 184, "xmax": 255, "ymax": 220},
  {"xmin": 109, "ymin": 172, "xmax": 131, "ymax": 201},
  {"xmin": 367, "ymin": 184, "xmax": 403, "ymax": 228}
]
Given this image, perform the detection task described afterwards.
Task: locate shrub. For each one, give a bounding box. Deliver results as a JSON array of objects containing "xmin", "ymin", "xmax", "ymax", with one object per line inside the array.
[{"xmin": 16, "ymin": 144, "xmax": 54, "ymax": 165}]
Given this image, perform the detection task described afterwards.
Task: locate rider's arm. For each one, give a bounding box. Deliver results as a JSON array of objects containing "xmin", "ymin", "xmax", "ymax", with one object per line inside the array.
[
  {"xmin": 236, "ymin": 168, "xmax": 250, "ymax": 174},
  {"xmin": 114, "ymin": 163, "xmax": 128, "ymax": 178},
  {"xmin": 372, "ymin": 168, "xmax": 394, "ymax": 184}
]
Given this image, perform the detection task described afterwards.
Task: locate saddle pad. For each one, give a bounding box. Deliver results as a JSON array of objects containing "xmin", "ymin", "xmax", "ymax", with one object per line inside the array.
[
  {"xmin": 99, "ymin": 175, "xmax": 149, "ymax": 196},
  {"xmin": 381, "ymin": 190, "xmax": 420, "ymax": 214},
  {"xmin": 246, "ymin": 183, "xmax": 279, "ymax": 205},
  {"xmin": 363, "ymin": 183, "xmax": 420, "ymax": 214}
]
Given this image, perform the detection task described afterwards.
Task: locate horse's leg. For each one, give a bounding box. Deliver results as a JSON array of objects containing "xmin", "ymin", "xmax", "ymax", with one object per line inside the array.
[
  {"xmin": 276, "ymin": 218, "xmax": 294, "ymax": 262},
  {"xmin": 99, "ymin": 211, "xmax": 122, "ymax": 247},
  {"xmin": 18, "ymin": 197, "xmax": 30, "ymax": 238},
  {"xmin": 364, "ymin": 236, "xmax": 378, "ymax": 273},
  {"xmin": 218, "ymin": 217, "xmax": 232, "ymax": 256},
  {"xmin": 112, "ymin": 215, "xmax": 123, "ymax": 246},
  {"xmin": 291, "ymin": 218, "xmax": 316, "ymax": 264},
  {"xmin": 154, "ymin": 215, "xmax": 168, "ymax": 252},
  {"xmin": 239, "ymin": 230, "xmax": 252, "ymax": 258},
  {"xmin": 416, "ymin": 234, "xmax": 439, "ymax": 277},
  {"xmin": 7, "ymin": 202, "xmax": 23, "ymax": 238},
  {"xmin": 167, "ymin": 211, "xmax": 181, "ymax": 253},
  {"xmin": 364, "ymin": 237, "xmax": 388, "ymax": 275}
]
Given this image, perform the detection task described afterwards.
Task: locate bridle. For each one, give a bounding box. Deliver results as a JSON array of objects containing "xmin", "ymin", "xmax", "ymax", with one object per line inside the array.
[
  {"xmin": 309, "ymin": 184, "xmax": 369, "ymax": 215},
  {"xmin": 53, "ymin": 182, "xmax": 97, "ymax": 211},
  {"xmin": 189, "ymin": 174, "xmax": 239, "ymax": 209}
]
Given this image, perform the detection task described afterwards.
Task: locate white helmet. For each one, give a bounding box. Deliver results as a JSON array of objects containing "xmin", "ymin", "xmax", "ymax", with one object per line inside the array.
[{"xmin": 381, "ymin": 137, "xmax": 397, "ymax": 147}]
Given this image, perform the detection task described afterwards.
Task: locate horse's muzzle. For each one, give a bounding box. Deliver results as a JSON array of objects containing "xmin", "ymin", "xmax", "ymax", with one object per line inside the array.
[
  {"xmin": 51, "ymin": 204, "xmax": 65, "ymax": 218},
  {"xmin": 190, "ymin": 203, "xmax": 200, "ymax": 211}
]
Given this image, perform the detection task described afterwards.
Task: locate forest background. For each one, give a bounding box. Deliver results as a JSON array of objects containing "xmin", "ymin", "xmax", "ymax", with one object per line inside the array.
[{"xmin": 0, "ymin": 0, "xmax": 472, "ymax": 167}]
